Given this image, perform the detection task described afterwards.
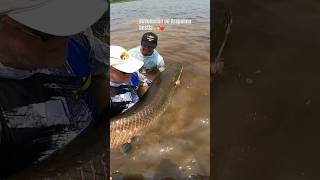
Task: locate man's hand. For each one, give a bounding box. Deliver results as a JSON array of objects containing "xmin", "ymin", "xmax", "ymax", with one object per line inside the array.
[
  {"xmin": 175, "ymin": 79, "xmax": 181, "ymax": 86},
  {"xmin": 138, "ymin": 83, "xmax": 149, "ymax": 96},
  {"xmin": 211, "ymin": 61, "xmax": 224, "ymax": 77}
]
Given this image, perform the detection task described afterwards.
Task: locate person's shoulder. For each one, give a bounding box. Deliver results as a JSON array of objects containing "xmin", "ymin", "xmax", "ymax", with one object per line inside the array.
[
  {"xmin": 128, "ymin": 46, "xmax": 140, "ymax": 53},
  {"xmin": 153, "ymin": 49, "xmax": 163, "ymax": 60},
  {"xmin": 153, "ymin": 49, "xmax": 162, "ymax": 56},
  {"xmin": 153, "ymin": 49, "xmax": 160, "ymax": 55}
]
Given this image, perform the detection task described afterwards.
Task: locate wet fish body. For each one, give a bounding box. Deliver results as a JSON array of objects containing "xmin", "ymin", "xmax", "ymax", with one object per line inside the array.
[{"xmin": 110, "ymin": 63, "xmax": 183, "ymax": 150}]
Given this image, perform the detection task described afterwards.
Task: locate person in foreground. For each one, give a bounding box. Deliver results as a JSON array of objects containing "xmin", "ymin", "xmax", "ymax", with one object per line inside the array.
[
  {"xmin": 129, "ymin": 32, "xmax": 165, "ymax": 74},
  {"xmin": 110, "ymin": 45, "xmax": 151, "ymax": 117},
  {"xmin": 0, "ymin": 0, "xmax": 108, "ymax": 177}
]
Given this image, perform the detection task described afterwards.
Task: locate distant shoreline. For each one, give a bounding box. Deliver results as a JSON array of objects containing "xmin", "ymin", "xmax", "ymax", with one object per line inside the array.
[{"xmin": 110, "ymin": 0, "xmax": 136, "ymax": 3}]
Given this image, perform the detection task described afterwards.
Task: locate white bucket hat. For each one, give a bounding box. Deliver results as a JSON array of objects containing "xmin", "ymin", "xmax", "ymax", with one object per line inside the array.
[
  {"xmin": 110, "ymin": 45, "xmax": 144, "ymax": 73},
  {"xmin": 1, "ymin": 0, "xmax": 108, "ymax": 36}
]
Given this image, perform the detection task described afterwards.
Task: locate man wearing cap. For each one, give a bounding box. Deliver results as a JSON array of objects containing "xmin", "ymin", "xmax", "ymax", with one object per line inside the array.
[
  {"xmin": 0, "ymin": 0, "xmax": 108, "ymax": 177},
  {"xmin": 128, "ymin": 32, "xmax": 165, "ymax": 73},
  {"xmin": 110, "ymin": 45, "xmax": 151, "ymax": 117}
]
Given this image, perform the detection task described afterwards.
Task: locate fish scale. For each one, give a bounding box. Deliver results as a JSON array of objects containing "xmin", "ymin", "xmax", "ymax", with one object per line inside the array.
[{"xmin": 110, "ymin": 63, "xmax": 183, "ymax": 150}]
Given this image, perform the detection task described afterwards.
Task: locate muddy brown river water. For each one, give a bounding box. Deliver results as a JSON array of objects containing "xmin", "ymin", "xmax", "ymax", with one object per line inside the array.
[
  {"xmin": 213, "ymin": 0, "xmax": 320, "ymax": 180},
  {"xmin": 110, "ymin": 0, "xmax": 210, "ymax": 178}
]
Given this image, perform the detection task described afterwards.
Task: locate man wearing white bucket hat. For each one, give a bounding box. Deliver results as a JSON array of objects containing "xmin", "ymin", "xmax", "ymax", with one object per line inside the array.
[
  {"xmin": 0, "ymin": 0, "xmax": 108, "ymax": 177},
  {"xmin": 0, "ymin": 0, "xmax": 108, "ymax": 70},
  {"xmin": 110, "ymin": 45, "xmax": 151, "ymax": 117}
]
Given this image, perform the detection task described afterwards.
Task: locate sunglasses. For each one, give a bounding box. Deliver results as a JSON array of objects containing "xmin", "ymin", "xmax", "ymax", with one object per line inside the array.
[{"xmin": 1, "ymin": 17, "xmax": 59, "ymax": 41}]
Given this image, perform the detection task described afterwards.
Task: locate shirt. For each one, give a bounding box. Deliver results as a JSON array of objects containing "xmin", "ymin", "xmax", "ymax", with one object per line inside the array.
[
  {"xmin": 110, "ymin": 72, "xmax": 151, "ymax": 117},
  {"xmin": 128, "ymin": 46, "xmax": 165, "ymax": 72},
  {"xmin": 0, "ymin": 28, "xmax": 107, "ymax": 162}
]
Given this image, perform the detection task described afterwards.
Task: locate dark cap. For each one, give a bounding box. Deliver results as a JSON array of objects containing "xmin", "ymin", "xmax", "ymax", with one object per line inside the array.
[{"xmin": 141, "ymin": 32, "xmax": 158, "ymax": 49}]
